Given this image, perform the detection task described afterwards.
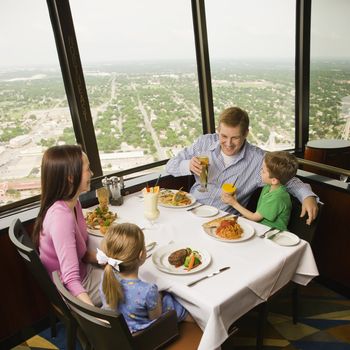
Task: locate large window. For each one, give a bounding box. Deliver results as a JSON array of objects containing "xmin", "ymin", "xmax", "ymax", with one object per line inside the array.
[
  {"xmin": 0, "ymin": 1, "xmax": 73, "ymax": 206},
  {"xmin": 69, "ymin": 0, "xmax": 201, "ymax": 175},
  {"xmin": 310, "ymin": 0, "xmax": 350, "ymax": 141},
  {"xmin": 205, "ymin": 0, "xmax": 296, "ymax": 151}
]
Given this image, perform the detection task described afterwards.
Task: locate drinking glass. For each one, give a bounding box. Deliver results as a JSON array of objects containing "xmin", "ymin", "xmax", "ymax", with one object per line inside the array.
[
  {"xmin": 143, "ymin": 191, "xmax": 160, "ymax": 228},
  {"xmin": 222, "ymin": 183, "xmax": 237, "ymax": 195},
  {"xmin": 340, "ymin": 174, "xmax": 348, "ymax": 182},
  {"xmin": 96, "ymin": 187, "xmax": 109, "ymax": 210},
  {"xmin": 198, "ymin": 155, "xmax": 209, "ymax": 192}
]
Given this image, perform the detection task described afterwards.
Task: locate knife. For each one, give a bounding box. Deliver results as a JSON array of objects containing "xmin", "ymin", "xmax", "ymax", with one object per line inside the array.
[
  {"xmin": 267, "ymin": 230, "xmax": 281, "ymax": 240},
  {"xmin": 186, "ymin": 203, "xmax": 205, "ymax": 212},
  {"xmin": 259, "ymin": 227, "xmax": 276, "ymax": 238},
  {"xmin": 187, "ymin": 266, "xmax": 230, "ymax": 287}
]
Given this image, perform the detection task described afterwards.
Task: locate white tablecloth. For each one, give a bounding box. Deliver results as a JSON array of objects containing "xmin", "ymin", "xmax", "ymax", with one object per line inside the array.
[{"xmin": 87, "ymin": 193, "xmax": 318, "ymax": 350}]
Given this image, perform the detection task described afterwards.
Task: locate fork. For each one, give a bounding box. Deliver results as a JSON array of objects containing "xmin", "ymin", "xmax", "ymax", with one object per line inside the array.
[{"xmin": 259, "ymin": 227, "xmax": 276, "ymax": 238}]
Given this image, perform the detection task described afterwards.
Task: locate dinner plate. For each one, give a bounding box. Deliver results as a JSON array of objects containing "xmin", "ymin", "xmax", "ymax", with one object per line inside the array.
[
  {"xmin": 87, "ymin": 227, "xmax": 104, "ymax": 237},
  {"xmin": 203, "ymin": 218, "xmax": 255, "ymax": 243},
  {"xmin": 158, "ymin": 189, "xmax": 196, "ymax": 208},
  {"xmin": 192, "ymin": 205, "xmax": 219, "ymax": 217},
  {"xmin": 267, "ymin": 231, "xmax": 300, "ymax": 246},
  {"xmin": 152, "ymin": 243, "xmax": 211, "ymax": 274}
]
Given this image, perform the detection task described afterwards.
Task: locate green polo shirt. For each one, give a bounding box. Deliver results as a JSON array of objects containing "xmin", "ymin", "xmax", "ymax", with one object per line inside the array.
[{"xmin": 256, "ymin": 185, "xmax": 292, "ymax": 231}]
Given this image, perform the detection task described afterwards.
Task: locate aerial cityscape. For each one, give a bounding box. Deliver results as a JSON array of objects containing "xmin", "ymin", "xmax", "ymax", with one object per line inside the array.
[{"xmin": 0, "ymin": 59, "xmax": 349, "ymax": 205}]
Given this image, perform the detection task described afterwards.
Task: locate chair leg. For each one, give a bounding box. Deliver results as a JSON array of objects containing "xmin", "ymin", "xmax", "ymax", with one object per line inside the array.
[
  {"xmin": 256, "ymin": 302, "xmax": 268, "ymax": 350},
  {"xmin": 292, "ymin": 284, "xmax": 299, "ymax": 324},
  {"xmin": 66, "ymin": 320, "xmax": 78, "ymax": 350},
  {"xmin": 49, "ymin": 310, "xmax": 57, "ymax": 338}
]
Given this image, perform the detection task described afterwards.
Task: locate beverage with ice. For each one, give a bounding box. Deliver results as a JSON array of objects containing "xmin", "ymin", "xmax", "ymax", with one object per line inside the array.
[{"xmin": 198, "ymin": 155, "xmax": 209, "ymax": 192}]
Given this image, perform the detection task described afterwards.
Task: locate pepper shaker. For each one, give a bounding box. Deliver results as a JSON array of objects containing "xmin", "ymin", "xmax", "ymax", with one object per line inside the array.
[{"xmin": 109, "ymin": 176, "xmax": 123, "ymax": 206}]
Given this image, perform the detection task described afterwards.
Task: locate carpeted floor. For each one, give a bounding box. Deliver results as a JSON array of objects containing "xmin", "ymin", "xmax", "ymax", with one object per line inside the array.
[{"xmin": 11, "ymin": 281, "xmax": 350, "ymax": 350}]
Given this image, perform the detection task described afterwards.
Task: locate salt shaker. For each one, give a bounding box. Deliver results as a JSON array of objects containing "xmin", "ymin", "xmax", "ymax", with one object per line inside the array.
[{"xmin": 109, "ymin": 176, "xmax": 123, "ymax": 206}]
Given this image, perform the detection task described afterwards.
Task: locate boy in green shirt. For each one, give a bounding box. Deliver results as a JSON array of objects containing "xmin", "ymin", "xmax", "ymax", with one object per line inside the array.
[{"xmin": 221, "ymin": 151, "xmax": 299, "ymax": 231}]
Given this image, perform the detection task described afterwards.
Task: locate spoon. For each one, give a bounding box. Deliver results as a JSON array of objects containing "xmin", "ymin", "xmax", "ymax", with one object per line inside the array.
[{"xmin": 146, "ymin": 242, "xmax": 157, "ymax": 252}]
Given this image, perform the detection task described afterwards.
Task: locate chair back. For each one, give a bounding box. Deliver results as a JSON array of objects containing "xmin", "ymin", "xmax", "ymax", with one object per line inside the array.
[
  {"xmin": 8, "ymin": 218, "xmax": 73, "ymax": 324},
  {"xmin": 288, "ymin": 197, "xmax": 324, "ymax": 244},
  {"xmin": 53, "ymin": 271, "xmax": 179, "ymax": 350},
  {"xmin": 53, "ymin": 271, "xmax": 134, "ymax": 349}
]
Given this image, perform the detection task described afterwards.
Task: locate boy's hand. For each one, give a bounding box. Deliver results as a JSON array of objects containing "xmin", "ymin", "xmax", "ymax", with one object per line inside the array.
[{"xmin": 221, "ymin": 192, "xmax": 236, "ymax": 206}]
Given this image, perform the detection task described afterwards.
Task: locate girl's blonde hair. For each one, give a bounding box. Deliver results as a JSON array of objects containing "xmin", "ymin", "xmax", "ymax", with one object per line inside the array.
[{"xmin": 101, "ymin": 223, "xmax": 145, "ymax": 309}]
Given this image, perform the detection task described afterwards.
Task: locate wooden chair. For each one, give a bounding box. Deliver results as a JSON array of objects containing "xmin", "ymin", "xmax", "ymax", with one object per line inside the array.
[
  {"xmin": 53, "ymin": 271, "xmax": 179, "ymax": 350},
  {"xmin": 8, "ymin": 218, "xmax": 78, "ymax": 350}
]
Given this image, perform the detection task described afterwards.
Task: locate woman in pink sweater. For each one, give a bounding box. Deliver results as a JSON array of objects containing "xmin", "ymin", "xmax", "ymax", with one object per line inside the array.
[{"xmin": 33, "ymin": 145, "xmax": 102, "ymax": 306}]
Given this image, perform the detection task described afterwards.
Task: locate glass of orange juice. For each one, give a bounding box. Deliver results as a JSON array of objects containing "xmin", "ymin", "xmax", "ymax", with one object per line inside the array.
[
  {"xmin": 222, "ymin": 183, "xmax": 237, "ymax": 195},
  {"xmin": 198, "ymin": 155, "xmax": 209, "ymax": 192}
]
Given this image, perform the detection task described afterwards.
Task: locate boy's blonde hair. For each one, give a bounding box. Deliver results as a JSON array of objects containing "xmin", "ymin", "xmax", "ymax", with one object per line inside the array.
[
  {"xmin": 101, "ymin": 223, "xmax": 145, "ymax": 309},
  {"xmin": 264, "ymin": 151, "xmax": 299, "ymax": 185}
]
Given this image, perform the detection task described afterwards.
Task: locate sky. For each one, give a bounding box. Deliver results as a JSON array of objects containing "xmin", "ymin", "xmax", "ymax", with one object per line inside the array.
[{"xmin": 0, "ymin": 0, "xmax": 349, "ymax": 68}]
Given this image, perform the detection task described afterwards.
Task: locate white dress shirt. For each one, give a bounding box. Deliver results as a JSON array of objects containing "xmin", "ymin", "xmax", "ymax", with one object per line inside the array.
[{"xmin": 166, "ymin": 133, "xmax": 316, "ymax": 213}]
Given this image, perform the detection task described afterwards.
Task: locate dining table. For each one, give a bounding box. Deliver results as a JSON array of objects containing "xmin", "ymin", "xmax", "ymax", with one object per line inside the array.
[{"xmin": 86, "ymin": 191, "xmax": 319, "ymax": 350}]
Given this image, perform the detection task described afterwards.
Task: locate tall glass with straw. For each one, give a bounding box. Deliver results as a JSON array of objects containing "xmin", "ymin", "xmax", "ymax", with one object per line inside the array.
[{"xmin": 143, "ymin": 185, "xmax": 160, "ymax": 228}]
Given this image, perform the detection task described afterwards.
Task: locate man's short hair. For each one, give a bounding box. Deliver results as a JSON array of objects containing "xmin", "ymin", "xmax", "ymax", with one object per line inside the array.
[
  {"xmin": 218, "ymin": 107, "xmax": 250, "ymax": 134},
  {"xmin": 264, "ymin": 151, "xmax": 299, "ymax": 185}
]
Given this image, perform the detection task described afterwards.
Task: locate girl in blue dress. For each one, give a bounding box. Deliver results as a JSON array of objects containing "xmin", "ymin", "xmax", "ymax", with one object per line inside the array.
[{"xmin": 97, "ymin": 223, "xmax": 191, "ymax": 333}]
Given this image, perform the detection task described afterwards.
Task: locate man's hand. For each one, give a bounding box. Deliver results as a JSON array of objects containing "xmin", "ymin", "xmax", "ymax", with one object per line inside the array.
[
  {"xmin": 190, "ymin": 157, "xmax": 203, "ymax": 176},
  {"xmin": 300, "ymin": 196, "xmax": 318, "ymax": 225}
]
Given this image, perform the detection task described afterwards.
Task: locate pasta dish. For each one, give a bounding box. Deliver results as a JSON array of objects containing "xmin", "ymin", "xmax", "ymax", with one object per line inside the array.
[
  {"xmin": 216, "ymin": 218, "xmax": 243, "ymax": 240},
  {"xmin": 86, "ymin": 206, "xmax": 117, "ymax": 234},
  {"xmin": 159, "ymin": 189, "xmax": 192, "ymax": 206}
]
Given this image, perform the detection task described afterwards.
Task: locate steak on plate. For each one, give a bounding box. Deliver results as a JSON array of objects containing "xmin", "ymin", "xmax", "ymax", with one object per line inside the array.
[{"xmin": 168, "ymin": 248, "xmax": 191, "ymax": 267}]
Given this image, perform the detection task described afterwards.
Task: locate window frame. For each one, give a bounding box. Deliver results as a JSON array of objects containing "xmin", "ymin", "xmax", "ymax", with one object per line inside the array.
[{"xmin": 3, "ymin": 0, "xmax": 348, "ymax": 215}]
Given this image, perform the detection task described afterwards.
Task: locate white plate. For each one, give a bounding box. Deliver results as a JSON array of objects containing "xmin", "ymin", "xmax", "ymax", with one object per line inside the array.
[
  {"xmin": 158, "ymin": 189, "xmax": 196, "ymax": 208},
  {"xmin": 152, "ymin": 243, "xmax": 211, "ymax": 274},
  {"xmin": 204, "ymin": 218, "xmax": 255, "ymax": 243},
  {"xmin": 267, "ymin": 231, "xmax": 300, "ymax": 246},
  {"xmin": 192, "ymin": 205, "xmax": 219, "ymax": 217},
  {"xmin": 87, "ymin": 227, "xmax": 104, "ymax": 237}
]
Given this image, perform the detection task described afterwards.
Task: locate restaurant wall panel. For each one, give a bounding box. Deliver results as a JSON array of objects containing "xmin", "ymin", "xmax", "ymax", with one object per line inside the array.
[{"xmin": 298, "ymin": 177, "xmax": 350, "ymax": 296}]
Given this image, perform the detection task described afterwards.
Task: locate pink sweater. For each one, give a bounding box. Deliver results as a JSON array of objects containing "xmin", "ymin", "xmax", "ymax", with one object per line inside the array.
[{"xmin": 40, "ymin": 200, "xmax": 88, "ymax": 296}]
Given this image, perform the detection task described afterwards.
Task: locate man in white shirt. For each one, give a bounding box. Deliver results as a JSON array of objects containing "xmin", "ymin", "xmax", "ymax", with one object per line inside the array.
[{"xmin": 166, "ymin": 106, "xmax": 318, "ymax": 224}]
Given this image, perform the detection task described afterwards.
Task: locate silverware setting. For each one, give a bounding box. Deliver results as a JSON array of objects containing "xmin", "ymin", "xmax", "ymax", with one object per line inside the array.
[
  {"xmin": 146, "ymin": 242, "xmax": 157, "ymax": 252},
  {"xmin": 187, "ymin": 266, "xmax": 230, "ymax": 287},
  {"xmin": 259, "ymin": 227, "xmax": 277, "ymax": 238},
  {"xmin": 267, "ymin": 230, "xmax": 281, "ymax": 240},
  {"xmin": 146, "ymin": 242, "xmax": 157, "ymax": 259},
  {"xmin": 186, "ymin": 203, "xmax": 205, "ymax": 212}
]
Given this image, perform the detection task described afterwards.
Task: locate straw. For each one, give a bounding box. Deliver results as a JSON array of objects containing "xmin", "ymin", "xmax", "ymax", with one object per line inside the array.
[
  {"xmin": 155, "ymin": 174, "xmax": 161, "ymax": 187},
  {"xmin": 232, "ymin": 177, "xmax": 238, "ymax": 187}
]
